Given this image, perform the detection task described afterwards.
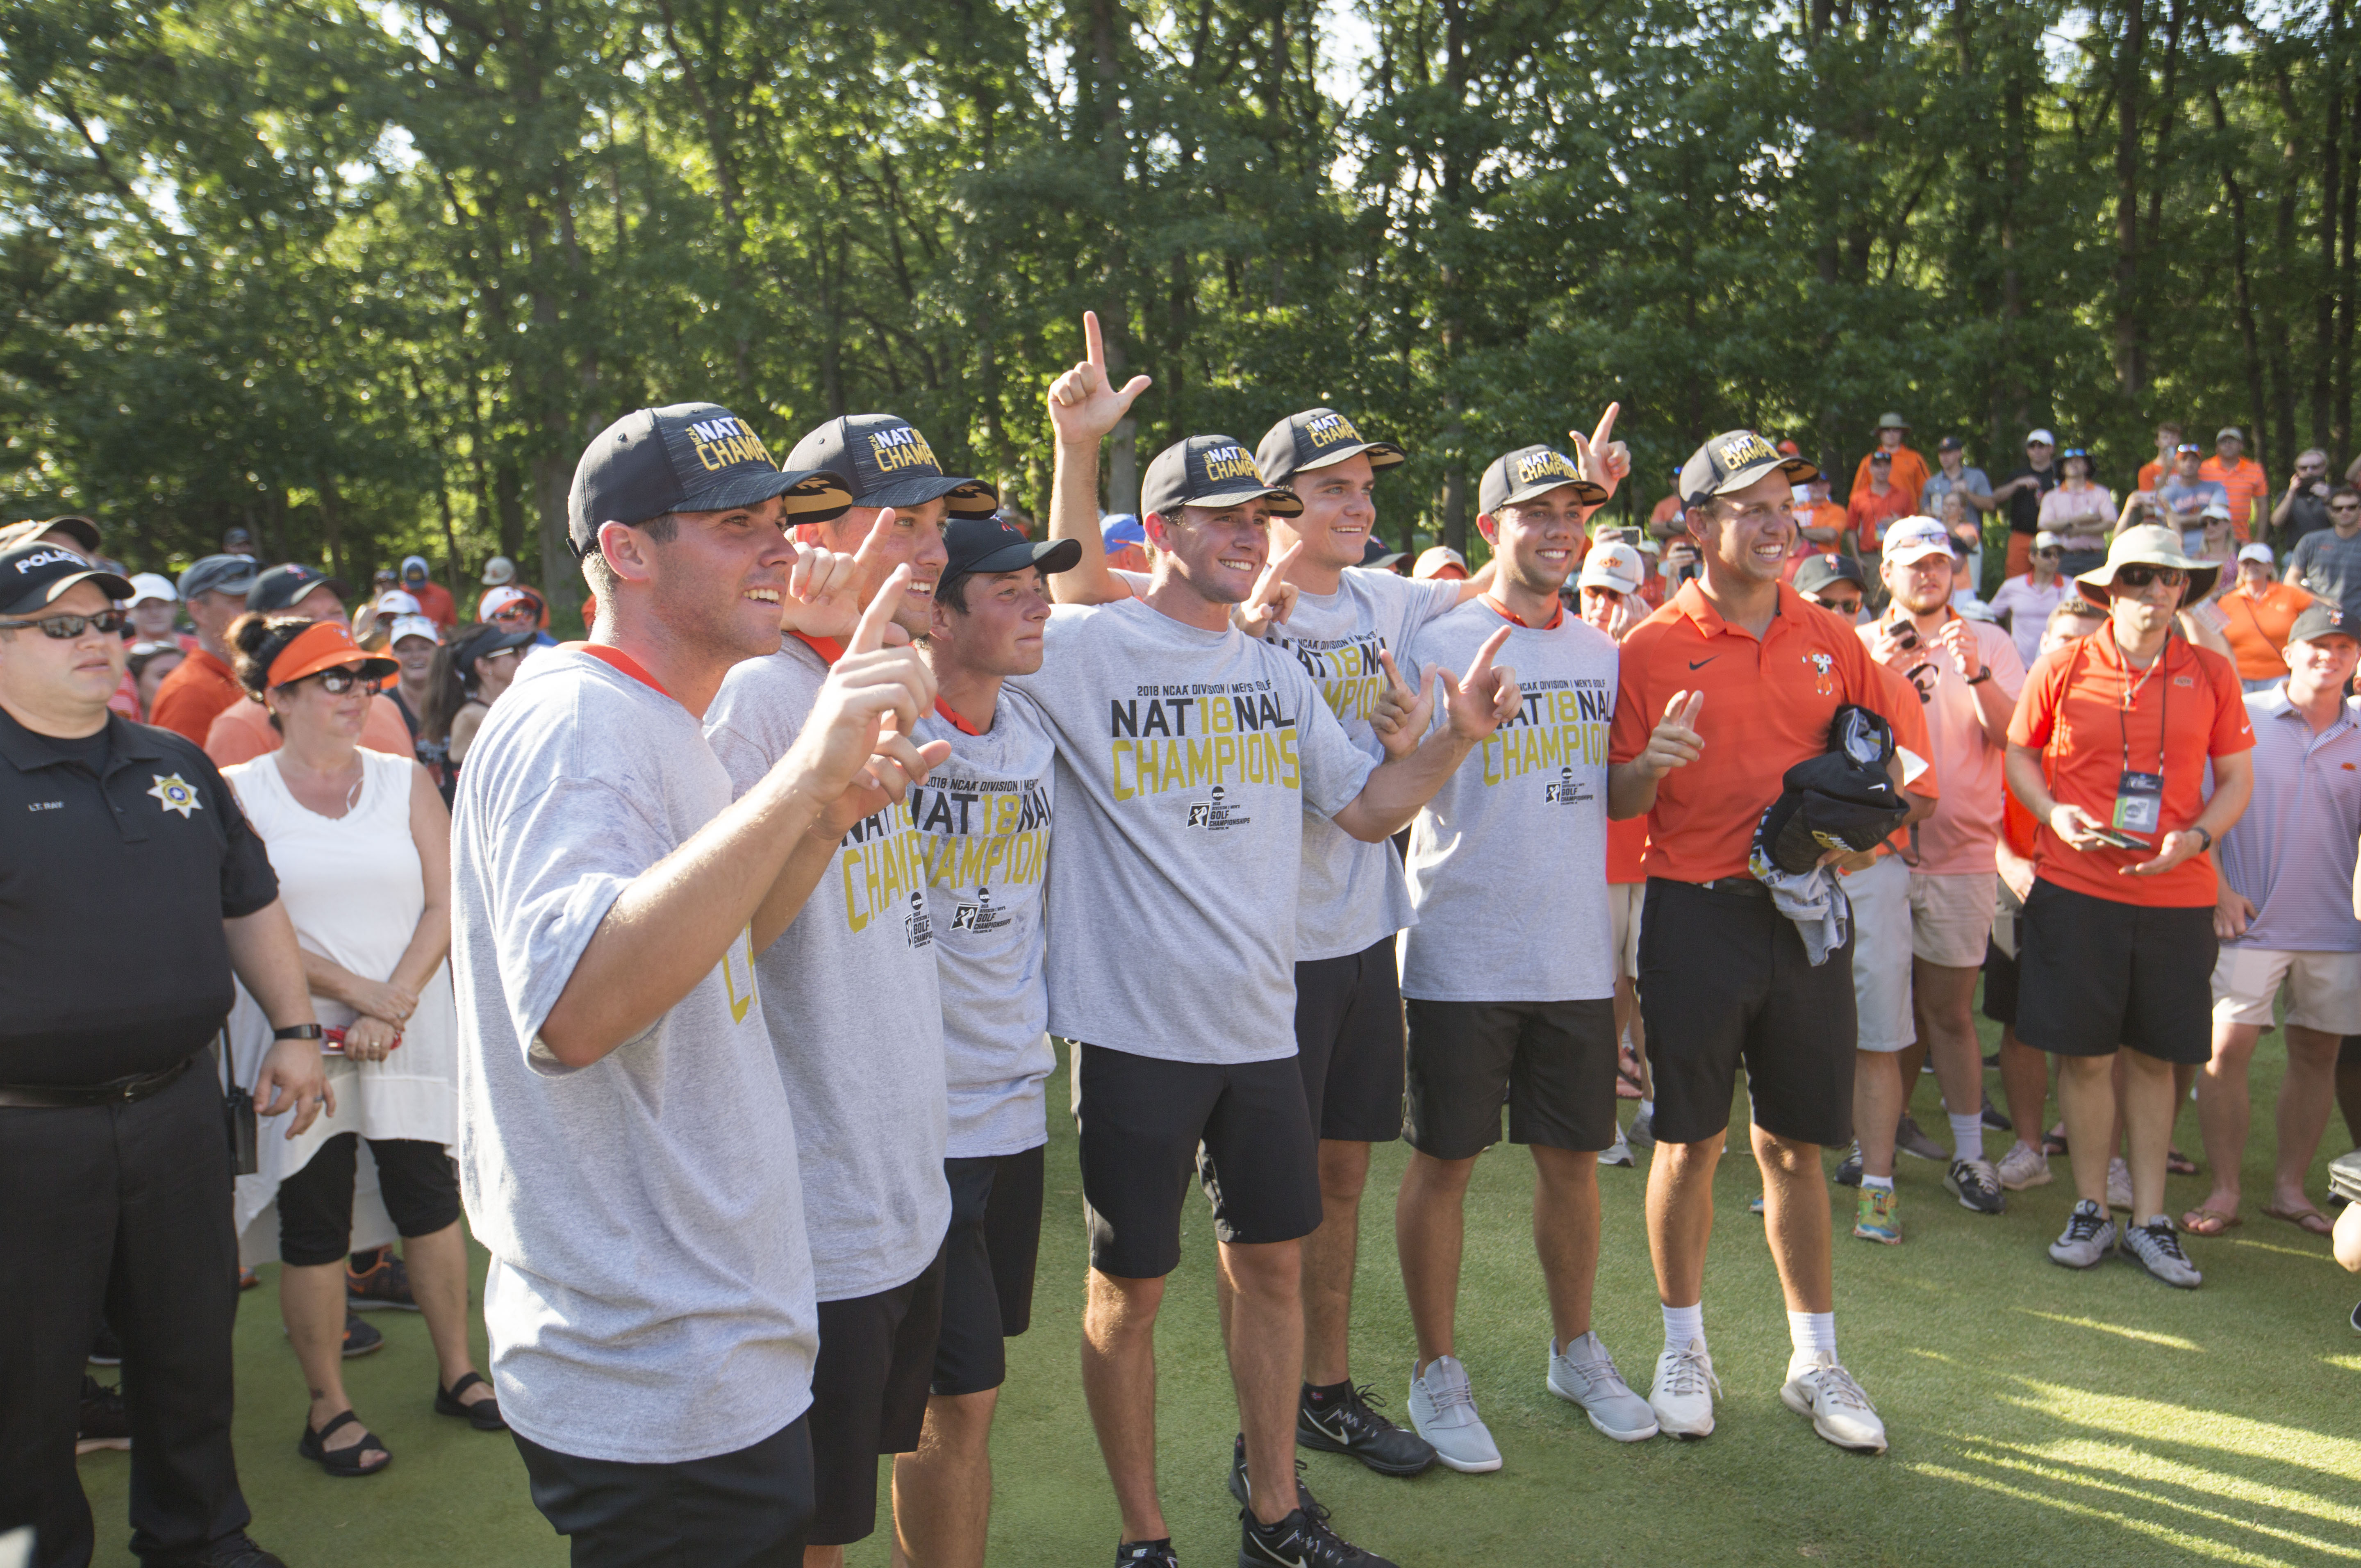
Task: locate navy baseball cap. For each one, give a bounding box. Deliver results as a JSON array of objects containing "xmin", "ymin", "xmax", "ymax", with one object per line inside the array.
[
  {"xmin": 1679, "ymin": 429, "xmax": 1820, "ymax": 508},
  {"xmin": 787, "ymin": 414, "xmax": 999, "ymax": 519},
  {"xmin": 568, "ymin": 403, "xmax": 851, "ymax": 557},
  {"xmin": 0, "ymin": 542, "xmax": 131, "ymax": 615},
  {"xmin": 1140, "ymin": 435, "xmax": 1302, "ymax": 521},
  {"xmin": 1255, "ymin": 407, "xmax": 1406, "ymax": 489},
  {"xmin": 177, "ymin": 554, "xmax": 259, "ymax": 602},
  {"xmin": 1478, "ymin": 445, "xmax": 1608, "ymax": 514},
  {"xmin": 248, "ymin": 563, "xmax": 350, "ymax": 613},
  {"xmin": 941, "ymin": 515, "xmax": 1080, "ymax": 587}
]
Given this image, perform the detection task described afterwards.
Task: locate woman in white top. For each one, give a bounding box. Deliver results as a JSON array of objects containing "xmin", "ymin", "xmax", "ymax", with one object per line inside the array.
[
  {"xmin": 221, "ymin": 612, "xmax": 495, "ymax": 1478},
  {"xmin": 2036, "ymin": 446, "xmax": 2116, "ymax": 574}
]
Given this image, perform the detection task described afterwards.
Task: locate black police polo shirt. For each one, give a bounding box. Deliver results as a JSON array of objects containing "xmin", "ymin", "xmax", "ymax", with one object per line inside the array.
[{"xmin": 0, "ymin": 708, "xmax": 279, "ymax": 1085}]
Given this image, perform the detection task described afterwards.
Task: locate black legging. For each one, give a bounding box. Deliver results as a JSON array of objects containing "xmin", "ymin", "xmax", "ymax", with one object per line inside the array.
[{"xmin": 274, "ymin": 1134, "xmax": 459, "ymax": 1268}]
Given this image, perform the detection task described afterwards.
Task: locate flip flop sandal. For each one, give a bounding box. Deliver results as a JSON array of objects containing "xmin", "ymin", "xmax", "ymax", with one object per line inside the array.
[
  {"xmin": 2179, "ymin": 1208, "xmax": 2240, "ymax": 1236},
  {"xmin": 435, "ymin": 1371, "xmax": 509, "ymax": 1431},
  {"xmin": 2167, "ymin": 1149, "xmax": 2202, "ymax": 1177},
  {"xmin": 2261, "ymin": 1202, "xmax": 2334, "ymax": 1237},
  {"xmin": 299, "ymin": 1409, "xmax": 391, "ymax": 1477},
  {"xmin": 2042, "ymin": 1126, "xmax": 2069, "ymax": 1156}
]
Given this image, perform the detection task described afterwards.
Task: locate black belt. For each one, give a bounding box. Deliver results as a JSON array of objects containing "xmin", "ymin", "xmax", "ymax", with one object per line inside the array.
[
  {"xmin": 0, "ymin": 1055, "xmax": 193, "ymax": 1109},
  {"xmin": 1692, "ymin": 876, "xmax": 1770, "ymax": 899}
]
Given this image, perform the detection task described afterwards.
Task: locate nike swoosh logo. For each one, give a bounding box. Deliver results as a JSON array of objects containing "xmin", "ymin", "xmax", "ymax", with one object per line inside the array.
[{"xmin": 1688, "ymin": 657, "xmax": 1717, "ymax": 670}]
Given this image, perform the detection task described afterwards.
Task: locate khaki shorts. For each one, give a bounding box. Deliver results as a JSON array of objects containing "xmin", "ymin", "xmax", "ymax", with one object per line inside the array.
[
  {"xmin": 1607, "ymin": 881, "xmax": 1645, "ymax": 981},
  {"xmin": 1846, "ymin": 854, "xmax": 1915, "ymax": 1053},
  {"xmin": 2210, "ymin": 946, "xmax": 2361, "ymax": 1034},
  {"xmin": 1909, "ymin": 870, "xmax": 1997, "ymax": 969}
]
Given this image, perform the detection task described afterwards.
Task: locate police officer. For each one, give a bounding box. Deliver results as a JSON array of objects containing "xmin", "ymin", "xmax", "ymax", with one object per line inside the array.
[{"xmin": 0, "ymin": 542, "xmax": 326, "ymax": 1568}]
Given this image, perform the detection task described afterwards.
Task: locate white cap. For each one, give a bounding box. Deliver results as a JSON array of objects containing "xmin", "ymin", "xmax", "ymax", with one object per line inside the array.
[
  {"xmin": 1577, "ymin": 541, "xmax": 1645, "ymax": 596},
  {"xmin": 480, "ymin": 585, "xmax": 534, "ymax": 620},
  {"xmin": 1412, "ymin": 545, "xmax": 1469, "ymax": 580},
  {"xmin": 2033, "ymin": 530, "xmax": 2063, "ymax": 551},
  {"xmin": 126, "ymin": 572, "xmax": 177, "ymax": 606},
  {"xmin": 481, "ymin": 555, "xmax": 517, "ymax": 586},
  {"xmin": 400, "ymin": 554, "xmax": 430, "ymax": 577},
  {"xmin": 2025, "ymin": 428, "xmax": 2056, "ymax": 447},
  {"xmin": 387, "ymin": 614, "xmax": 442, "ymax": 646},
  {"xmin": 1883, "ymin": 516, "xmax": 1956, "ymax": 566},
  {"xmin": 375, "ymin": 589, "xmax": 422, "ymax": 616},
  {"xmin": 2237, "ymin": 542, "xmax": 2275, "ymax": 566},
  {"xmin": 2202, "ymin": 500, "xmax": 2232, "ymax": 520}
]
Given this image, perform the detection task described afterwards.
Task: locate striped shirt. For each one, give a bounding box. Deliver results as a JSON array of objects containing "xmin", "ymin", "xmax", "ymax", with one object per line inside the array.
[{"xmin": 2217, "ymin": 687, "xmax": 2361, "ymax": 952}]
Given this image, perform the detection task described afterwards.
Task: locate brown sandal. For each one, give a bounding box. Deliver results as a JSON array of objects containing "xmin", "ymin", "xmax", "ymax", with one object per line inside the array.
[{"xmin": 2261, "ymin": 1202, "xmax": 2334, "ymax": 1236}]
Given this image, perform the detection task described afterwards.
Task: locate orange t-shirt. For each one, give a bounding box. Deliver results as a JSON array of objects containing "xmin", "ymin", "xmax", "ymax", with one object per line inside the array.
[
  {"xmin": 2006, "ymin": 626, "xmax": 2254, "ymax": 907},
  {"xmin": 1611, "ymin": 581, "xmax": 1896, "ymax": 882},
  {"xmin": 1847, "ymin": 484, "xmax": 1916, "ymax": 554},
  {"xmin": 407, "ymin": 580, "xmax": 457, "ymax": 631},
  {"xmin": 1649, "ymin": 494, "xmax": 1685, "ymax": 531},
  {"xmin": 1606, "ymin": 814, "xmax": 1648, "ymax": 883},
  {"xmin": 1852, "ymin": 446, "xmax": 1930, "ymax": 511},
  {"xmin": 202, "ymin": 694, "xmax": 416, "ymax": 768},
  {"xmin": 2214, "ymin": 581, "xmax": 2315, "ymax": 683},
  {"xmin": 146, "ymin": 648, "xmax": 244, "ymax": 745},
  {"xmin": 2198, "ymin": 456, "xmax": 2269, "ymax": 542},
  {"xmin": 2135, "ymin": 457, "xmax": 2167, "ymax": 495}
]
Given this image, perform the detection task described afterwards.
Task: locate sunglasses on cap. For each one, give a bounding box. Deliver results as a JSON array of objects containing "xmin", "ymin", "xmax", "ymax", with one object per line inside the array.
[
  {"xmin": 2113, "ymin": 564, "xmax": 2187, "ymax": 590},
  {"xmin": 0, "ymin": 609, "xmax": 130, "ymax": 638},
  {"xmin": 2174, "ymin": 444, "xmax": 2202, "ymax": 455}
]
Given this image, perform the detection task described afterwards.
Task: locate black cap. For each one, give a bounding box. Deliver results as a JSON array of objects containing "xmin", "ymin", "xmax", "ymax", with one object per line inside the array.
[
  {"xmin": 1255, "ymin": 408, "xmax": 1407, "ymax": 489},
  {"xmin": 569, "ymin": 403, "xmax": 852, "ymax": 557},
  {"xmin": 1793, "ymin": 553, "xmax": 1866, "ymax": 596},
  {"xmin": 1937, "ymin": 435, "xmax": 1965, "ymax": 452},
  {"xmin": 223, "ymin": 526, "xmax": 253, "ymax": 547},
  {"xmin": 2286, "ymin": 600, "xmax": 2359, "ymax": 648},
  {"xmin": 1679, "ymin": 429, "xmax": 1821, "ymax": 508},
  {"xmin": 455, "ymin": 622, "xmax": 538, "ymax": 678},
  {"xmin": 247, "ymin": 563, "xmax": 350, "ymax": 613},
  {"xmin": 177, "ymin": 554, "xmax": 258, "ymax": 602},
  {"xmin": 787, "ymin": 414, "xmax": 998, "ymax": 519},
  {"xmin": 1478, "ymin": 445, "xmax": 1608, "ymax": 515},
  {"xmin": 1140, "ymin": 435, "xmax": 1303, "ymax": 521},
  {"xmin": 0, "ymin": 542, "xmax": 132, "ymax": 615},
  {"xmin": 1360, "ymin": 537, "xmax": 1407, "ymax": 570},
  {"xmin": 941, "ymin": 515, "xmax": 1081, "ymax": 587}
]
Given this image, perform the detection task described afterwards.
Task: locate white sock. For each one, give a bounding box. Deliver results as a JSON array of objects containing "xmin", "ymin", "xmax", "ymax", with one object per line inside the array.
[
  {"xmin": 1787, "ymin": 1309, "xmax": 1837, "ymax": 1360},
  {"xmin": 1861, "ymin": 1173, "xmax": 1894, "ymax": 1193},
  {"xmin": 1949, "ymin": 1111, "xmax": 1985, "ymax": 1164},
  {"xmin": 1638, "ymin": 1098, "xmax": 1654, "ymax": 1119},
  {"xmin": 1661, "ymin": 1301, "xmax": 1703, "ymax": 1352}
]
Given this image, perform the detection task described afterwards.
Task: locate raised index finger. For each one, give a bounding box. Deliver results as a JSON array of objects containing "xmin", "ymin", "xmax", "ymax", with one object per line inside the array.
[
  {"xmin": 1464, "ymin": 624, "xmax": 1512, "ymax": 683},
  {"xmin": 1590, "ymin": 401, "xmax": 1620, "ymax": 453},
  {"xmin": 849, "ymin": 508, "xmax": 894, "ymax": 573},
  {"xmin": 1084, "ymin": 310, "xmax": 1105, "ymax": 370},
  {"xmin": 1252, "ymin": 541, "xmax": 1302, "ymax": 604},
  {"xmin": 849, "ymin": 564, "xmax": 910, "ymax": 657}
]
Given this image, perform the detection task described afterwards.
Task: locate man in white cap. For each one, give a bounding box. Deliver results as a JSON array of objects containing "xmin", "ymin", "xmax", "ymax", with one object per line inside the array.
[
  {"xmin": 2214, "ymin": 543, "xmax": 2316, "ymax": 692},
  {"xmin": 1995, "ymin": 431, "xmax": 2061, "ymax": 578},
  {"xmin": 111, "ymin": 573, "xmax": 193, "ymax": 719},
  {"xmin": 1412, "ymin": 545, "xmax": 1468, "ymax": 582},
  {"xmin": 1987, "ymin": 531, "xmax": 2070, "ymax": 669},
  {"xmin": 480, "ymin": 555, "xmax": 517, "ymax": 588}
]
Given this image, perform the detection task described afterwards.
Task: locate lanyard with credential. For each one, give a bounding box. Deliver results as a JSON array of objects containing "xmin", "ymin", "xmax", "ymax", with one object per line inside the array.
[{"xmin": 2108, "ymin": 625, "xmax": 2170, "ymax": 836}]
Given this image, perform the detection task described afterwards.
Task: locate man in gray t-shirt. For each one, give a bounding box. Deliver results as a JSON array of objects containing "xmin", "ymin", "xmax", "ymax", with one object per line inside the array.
[
  {"xmin": 2290, "ymin": 487, "xmax": 2361, "ymax": 609},
  {"xmin": 1035, "ymin": 314, "xmax": 1522, "ymax": 1568},
  {"xmin": 457, "ymin": 401, "xmax": 935, "ymax": 1558}
]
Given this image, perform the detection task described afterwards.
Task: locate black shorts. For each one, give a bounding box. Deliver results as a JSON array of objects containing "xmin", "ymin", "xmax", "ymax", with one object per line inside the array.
[
  {"xmin": 931, "ymin": 1144, "xmax": 1046, "ymax": 1398},
  {"xmin": 1294, "ymin": 937, "xmax": 1408, "ymax": 1143},
  {"xmin": 1637, "ymin": 877, "xmax": 1857, "ymax": 1148},
  {"xmin": 804, "ymin": 1251, "xmax": 947, "ymax": 1546},
  {"xmin": 2015, "ymin": 879, "xmax": 2216, "ymax": 1066},
  {"xmin": 1402, "ymin": 998, "xmax": 1619, "ymax": 1160},
  {"xmin": 1074, "ymin": 1044, "xmax": 1321, "ymax": 1279},
  {"xmin": 1981, "ymin": 937, "xmax": 2019, "ymax": 1027},
  {"xmin": 275, "ymin": 1134, "xmax": 461, "ymax": 1268}
]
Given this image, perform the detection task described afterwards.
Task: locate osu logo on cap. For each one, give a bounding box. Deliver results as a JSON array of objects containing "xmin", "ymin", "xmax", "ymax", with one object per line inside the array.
[
  {"xmin": 1513, "ymin": 449, "xmax": 1579, "ymax": 486},
  {"xmin": 687, "ymin": 416, "xmax": 773, "ymax": 473},
  {"xmin": 1202, "ymin": 445, "xmax": 1261, "ymax": 484},
  {"xmin": 1716, "ymin": 432, "xmax": 1778, "ymax": 469},
  {"xmin": 869, "ymin": 425, "xmax": 941, "ymax": 475},
  {"xmin": 1303, "ymin": 412, "xmax": 1361, "ymax": 448}
]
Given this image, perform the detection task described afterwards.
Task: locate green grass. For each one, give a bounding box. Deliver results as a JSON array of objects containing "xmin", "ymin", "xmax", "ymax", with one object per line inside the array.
[{"xmin": 81, "ymin": 1018, "xmax": 2361, "ymax": 1567}]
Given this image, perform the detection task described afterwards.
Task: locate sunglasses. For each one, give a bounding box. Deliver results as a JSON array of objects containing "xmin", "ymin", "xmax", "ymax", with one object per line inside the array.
[
  {"xmin": 2333, "ymin": 501, "xmax": 2361, "ymax": 512},
  {"xmin": 2113, "ymin": 564, "xmax": 2187, "ymax": 590},
  {"xmin": 292, "ymin": 668, "xmax": 371, "ymax": 695},
  {"xmin": 0, "ymin": 609, "xmax": 130, "ymax": 638},
  {"xmin": 2035, "ymin": 547, "xmax": 2064, "ymax": 558},
  {"xmin": 489, "ymin": 603, "xmax": 538, "ymax": 623}
]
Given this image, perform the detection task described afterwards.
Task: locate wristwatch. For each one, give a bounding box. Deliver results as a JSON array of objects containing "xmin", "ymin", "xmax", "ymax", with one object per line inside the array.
[
  {"xmin": 2192, "ymin": 826, "xmax": 2214, "ymax": 852},
  {"xmin": 272, "ymin": 1024, "xmax": 324, "ymax": 1042},
  {"xmin": 1965, "ymin": 669, "xmax": 1993, "ymax": 685}
]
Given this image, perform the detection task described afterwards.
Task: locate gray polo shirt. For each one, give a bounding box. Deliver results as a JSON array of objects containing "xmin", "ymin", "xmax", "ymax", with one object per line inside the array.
[
  {"xmin": 2290, "ymin": 527, "xmax": 2361, "ymax": 608},
  {"xmin": 2217, "ymin": 687, "xmax": 2361, "ymax": 952}
]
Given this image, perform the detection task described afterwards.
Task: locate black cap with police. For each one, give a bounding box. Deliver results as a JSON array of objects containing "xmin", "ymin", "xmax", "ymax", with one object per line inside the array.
[
  {"xmin": 1140, "ymin": 435, "xmax": 1303, "ymax": 522},
  {"xmin": 0, "ymin": 542, "xmax": 132, "ymax": 616},
  {"xmin": 1255, "ymin": 408, "xmax": 1406, "ymax": 490},
  {"xmin": 1478, "ymin": 445, "xmax": 1608, "ymax": 515},
  {"xmin": 787, "ymin": 414, "xmax": 999, "ymax": 519},
  {"xmin": 568, "ymin": 402, "xmax": 852, "ymax": 558},
  {"xmin": 1679, "ymin": 429, "xmax": 1821, "ymax": 510}
]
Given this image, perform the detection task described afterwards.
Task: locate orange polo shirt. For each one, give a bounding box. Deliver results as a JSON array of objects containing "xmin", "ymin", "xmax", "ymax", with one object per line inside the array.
[
  {"xmin": 2007, "ymin": 625, "xmax": 2253, "ymax": 907},
  {"xmin": 1847, "ymin": 483, "xmax": 1916, "ymax": 554},
  {"xmin": 1649, "ymin": 494, "xmax": 1685, "ymax": 532},
  {"xmin": 1852, "ymin": 446, "xmax": 1930, "ymax": 510},
  {"xmin": 2214, "ymin": 581, "xmax": 2315, "ymax": 683},
  {"xmin": 146, "ymin": 648, "xmax": 244, "ymax": 745},
  {"xmin": 202, "ymin": 694, "xmax": 416, "ymax": 768},
  {"xmin": 2199, "ymin": 455, "xmax": 2269, "ymax": 542},
  {"xmin": 1612, "ymin": 580, "xmax": 1895, "ymax": 883}
]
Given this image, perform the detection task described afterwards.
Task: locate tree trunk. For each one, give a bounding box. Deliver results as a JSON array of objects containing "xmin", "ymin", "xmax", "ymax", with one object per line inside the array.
[{"xmin": 2111, "ymin": 0, "xmax": 2146, "ymax": 396}]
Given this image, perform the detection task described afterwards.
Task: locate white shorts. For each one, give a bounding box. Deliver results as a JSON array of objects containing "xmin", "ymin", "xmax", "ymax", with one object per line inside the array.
[
  {"xmin": 1909, "ymin": 871, "xmax": 1997, "ymax": 969},
  {"xmin": 1846, "ymin": 854, "xmax": 1915, "ymax": 1053},
  {"xmin": 1608, "ymin": 882, "xmax": 1645, "ymax": 981},
  {"xmin": 2209, "ymin": 946, "xmax": 2361, "ymax": 1034}
]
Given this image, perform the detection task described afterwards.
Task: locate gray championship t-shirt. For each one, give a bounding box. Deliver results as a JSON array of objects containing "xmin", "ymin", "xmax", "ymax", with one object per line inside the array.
[
  {"xmin": 1264, "ymin": 568, "xmax": 1468, "ymax": 960},
  {"xmin": 452, "ymin": 648, "xmax": 817, "ymax": 1465},
  {"xmin": 1398, "ymin": 602, "xmax": 1619, "ymax": 1003},
  {"xmin": 707, "ymin": 637, "xmax": 951, "ymax": 1302},
  {"xmin": 1009, "ymin": 596, "xmax": 1378, "ymax": 1064},
  {"xmin": 912, "ymin": 691, "xmax": 1058, "ymax": 1159}
]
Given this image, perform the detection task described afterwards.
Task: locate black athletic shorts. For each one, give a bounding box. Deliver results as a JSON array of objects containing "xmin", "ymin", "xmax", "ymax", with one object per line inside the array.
[
  {"xmin": 1294, "ymin": 936, "xmax": 1408, "ymax": 1143},
  {"xmin": 804, "ymin": 1248, "xmax": 947, "ymax": 1546},
  {"xmin": 1637, "ymin": 876, "xmax": 1857, "ymax": 1149},
  {"xmin": 1074, "ymin": 1044, "xmax": 1321, "ymax": 1279},
  {"xmin": 1981, "ymin": 936, "xmax": 2019, "ymax": 1027},
  {"xmin": 2015, "ymin": 878, "xmax": 2215, "ymax": 1066},
  {"xmin": 275, "ymin": 1134, "xmax": 461, "ymax": 1268},
  {"xmin": 1402, "ymin": 998, "xmax": 1619, "ymax": 1160},
  {"xmin": 931, "ymin": 1144, "xmax": 1046, "ymax": 1398}
]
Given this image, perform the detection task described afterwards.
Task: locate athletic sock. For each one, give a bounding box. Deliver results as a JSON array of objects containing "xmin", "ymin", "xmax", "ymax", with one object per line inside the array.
[
  {"xmin": 1302, "ymin": 1379, "xmax": 1352, "ymax": 1408},
  {"xmin": 1787, "ymin": 1309, "xmax": 1837, "ymax": 1361},
  {"xmin": 1662, "ymin": 1301, "xmax": 1704, "ymax": 1353},
  {"xmin": 1638, "ymin": 1098, "xmax": 1654, "ymax": 1119},
  {"xmin": 1861, "ymin": 1173, "xmax": 1894, "ymax": 1193},
  {"xmin": 1949, "ymin": 1111, "xmax": 1985, "ymax": 1164}
]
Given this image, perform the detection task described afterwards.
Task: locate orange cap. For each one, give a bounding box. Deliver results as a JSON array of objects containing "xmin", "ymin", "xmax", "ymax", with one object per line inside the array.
[{"xmin": 266, "ymin": 621, "xmax": 396, "ymax": 688}]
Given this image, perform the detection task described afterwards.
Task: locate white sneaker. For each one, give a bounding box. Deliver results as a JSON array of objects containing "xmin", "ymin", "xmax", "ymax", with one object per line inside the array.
[
  {"xmin": 1648, "ymin": 1337, "xmax": 1720, "ymax": 1439},
  {"xmin": 1600, "ymin": 1126, "xmax": 1634, "ymax": 1167},
  {"xmin": 1406, "ymin": 1354, "xmax": 1502, "ymax": 1472},
  {"xmin": 2106, "ymin": 1156, "xmax": 2134, "ymax": 1211},
  {"xmin": 1995, "ymin": 1142, "xmax": 2052, "ymax": 1190},
  {"xmin": 1780, "ymin": 1350, "xmax": 1888, "ymax": 1454},
  {"xmin": 1546, "ymin": 1332, "xmax": 1659, "ymax": 1441}
]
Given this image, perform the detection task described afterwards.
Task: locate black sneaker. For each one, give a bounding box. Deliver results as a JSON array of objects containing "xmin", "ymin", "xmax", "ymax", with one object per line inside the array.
[
  {"xmin": 342, "ymin": 1313, "xmax": 384, "ymax": 1359},
  {"xmin": 89, "ymin": 1320, "xmax": 123, "ymax": 1367},
  {"xmin": 1944, "ymin": 1157, "xmax": 2006, "ymax": 1215},
  {"xmin": 1834, "ymin": 1142, "xmax": 1863, "ymax": 1187},
  {"xmin": 1116, "ymin": 1540, "xmax": 1178, "ymax": 1568},
  {"xmin": 1241, "ymin": 1506, "xmax": 1398, "ymax": 1568},
  {"xmin": 1297, "ymin": 1382, "xmax": 1436, "ymax": 1476},
  {"xmin": 347, "ymin": 1246, "xmax": 419, "ymax": 1311},
  {"xmin": 77, "ymin": 1375, "xmax": 131, "ymax": 1454},
  {"xmin": 1980, "ymin": 1091, "xmax": 2013, "ymax": 1133},
  {"xmin": 192, "ymin": 1533, "xmax": 289, "ymax": 1568},
  {"xmin": 1895, "ymin": 1115, "xmax": 1946, "ymax": 1162},
  {"xmin": 1228, "ymin": 1432, "xmax": 1319, "ymax": 1514}
]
